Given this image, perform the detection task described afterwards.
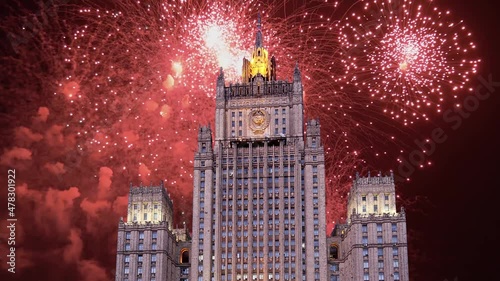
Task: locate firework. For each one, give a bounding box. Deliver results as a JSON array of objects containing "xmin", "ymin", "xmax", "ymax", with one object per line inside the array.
[
  {"xmin": 1, "ymin": 0, "xmax": 462, "ymax": 236},
  {"xmin": 338, "ymin": 0, "xmax": 480, "ymax": 125}
]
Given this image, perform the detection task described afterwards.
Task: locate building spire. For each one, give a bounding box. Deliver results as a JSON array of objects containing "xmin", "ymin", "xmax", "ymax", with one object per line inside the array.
[{"xmin": 255, "ymin": 13, "xmax": 263, "ymax": 48}]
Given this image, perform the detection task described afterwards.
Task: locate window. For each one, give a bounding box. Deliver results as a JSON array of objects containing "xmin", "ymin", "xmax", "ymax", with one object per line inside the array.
[
  {"xmin": 138, "ymin": 243, "xmax": 144, "ymax": 250},
  {"xmin": 124, "ymin": 255, "xmax": 130, "ymax": 263},
  {"xmin": 138, "ymin": 255, "xmax": 143, "ymax": 262},
  {"xmin": 392, "ymin": 223, "xmax": 397, "ymax": 232},
  {"xmin": 362, "ymin": 205, "xmax": 366, "ymax": 213},
  {"xmin": 153, "ymin": 213, "xmax": 158, "ymax": 220},
  {"xmin": 363, "ymin": 261, "xmax": 369, "ymax": 269},
  {"xmin": 154, "ymin": 204, "xmax": 158, "ymax": 209},
  {"xmin": 151, "ymin": 254, "xmax": 157, "ymax": 262},
  {"xmin": 392, "ymin": 235, "xmax": 398, "ymax": 243},
  {"xmin": 139, "ymin": 232, "xmax": 145, "ymax": 239},
  {"xmin": 384, "ymin": 194, "xmax": 389, "ymax": 200},
  {"xmin": 125, "ymin": 232, "xmax": 131, "ymax": 240},
  {"xmin": 362, "ymin": 196, "xmax": 367, "ymax": 201},
  {"xmin": 151, "ymin": 266, "xmax": 156, "ymax": 273},
  {"xmin": 378, "ymin": 272, "xmax": 384, "ymax": 281},
  {"xmin": 125, "ymin": 243, "xmax": 130, "ymax": 251},
  {"xmin": 393, "ymin": 247, "xmax": 398, "ymax": 256},
  {"xmin": 134, "ymin": 204, "xmax": 138, "ymax": 210},
  {"xmin": 374, "ymin": 205, "xmax": 378, "ymax": 212},
  {"xmin": 363, "ymin": 248, "xmax": 368, "ymax": 256},
  {"xmin": 143, "ymin": 213, "xmax": 148, "ymax": 220},
  {"xmin": 362, "ymin": 224, "xmax": 368, "ymax": 233},
  {"xmin": 394, "ymin": 272, "xmax": 400, "ymax": 281},
  {"xmin": 376, "ymin": 223, "xmax": 382, "ymax": 232},
  {"xmin": 384, "ymin": 204, "xmax": 389, "ymax": 212},
  {"xmin": 138, "ymin": 267, "xmax": 143, "ymax": 274},
  {"xmin": 124, "ymin": 267, "xmax": 129, "ymax": 274},
  {"xmin": 152, "ymin": 231, "xmax": 157, "ymax": 239},
  {"xmin": 363, "ymin": 273, "xmax": 369, "ymax": 281},
  {"xmin": 152, "ymin": 243, "xmax": 157, "ymax": 250},
  {"xmin": 393, "ymin": 259, "xmax": 399, "ymax": 268},
  {"xmin": 362, "ymin": 236, "xmax": 368, "ymax": 244},
  {"xmin": 377, "ymin": 248, "xmax": 383, "ymax": 256},
  {"xmin": 378, "ymin": 261, "xmax": 384, "ymax": 269},
  {"xmin": 377, "ymin": 236, "xmax": 383, "ymax": 243}
]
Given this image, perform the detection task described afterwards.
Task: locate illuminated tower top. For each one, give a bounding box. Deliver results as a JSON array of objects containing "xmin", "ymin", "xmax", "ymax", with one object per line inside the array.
[
  {"xmin": 242, "ymin": 13, "xmax": 277, "ymax": 82},
  {"xmin": 125, "ymin": 181, "xmax": 174, "ymax": 230},
  {"xmin": 347, "ymin": 172, "xmax": 398, "ymax": 221}
]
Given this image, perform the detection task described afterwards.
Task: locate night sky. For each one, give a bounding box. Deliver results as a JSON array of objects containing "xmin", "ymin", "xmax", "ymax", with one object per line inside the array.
[
  {"xmin": 403, "ymin": 0, "xmax": 500, "ymax": 280},
  {"xmin": 1, "ymin": 1, "xmax": 499, "ymax": 281}
]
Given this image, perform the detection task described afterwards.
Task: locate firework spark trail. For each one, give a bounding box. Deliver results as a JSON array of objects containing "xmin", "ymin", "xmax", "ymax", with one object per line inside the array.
[
  {"xmin": 0, "ymin": 0, "xmax": 479, "ymax": 241},
  {"xmin": 338, "ymin": 0, "xmax": 480, "ymax": 126}
]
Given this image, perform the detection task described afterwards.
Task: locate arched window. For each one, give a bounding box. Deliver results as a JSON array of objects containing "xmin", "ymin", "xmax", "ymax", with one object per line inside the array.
[
  {"xmin": 330, "ymin": 244, "xmax": 339, "ymax": 259},
  {"xmin": 180, "ymin": 248, "xmax": 189, "ymax": 264}
]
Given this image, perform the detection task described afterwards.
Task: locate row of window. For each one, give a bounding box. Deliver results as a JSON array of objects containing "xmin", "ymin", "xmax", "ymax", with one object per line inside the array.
[
  {"xmin": 132, "ymin": 212, "xmax": 160, "ymax": 221},
  {"xmin": 363, "ymin": 271, "xmax": 400, "ymax": 281},
  {"xmin": 361, "ymin": 204, "xmax": 390, "ymax": 213},
  {"xmin": 125, "ymin": 231, "xmax": 158, "ymax": 240},
  {"xmin": 361, "ymin": 194, "xmax": 390, "ymax": 201},
  {"xmin": 124, "ymin": 242, "xmax": 158, "ymax": 251},
  {"xmin": 133, "ymin": 204, "xmax": 160, "ymax": 210},
  {"xmin": 361, "ymin": 235, "xmax": 399, "ymax": 244},
  {"xmin": 362, "ymin": 247, "xmax": 399, "ymax": 256},
  {"xmin": 362, "ymin": 223, "xmax": 398, "ymax": 233}
]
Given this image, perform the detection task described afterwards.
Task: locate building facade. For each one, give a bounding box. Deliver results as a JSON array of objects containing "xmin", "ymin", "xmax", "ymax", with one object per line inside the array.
[
  {"xmin": 190, "ymin": 16, "xmax": 327, "ymax": 281},
  {"xmin": 114, "ymin": 15, "xmax": 411, "ymax": 281},
  {"xmin": 328, "ymin": 173, "xmax": 410, "ymax": 281},
  {"xmin": 115, "ymin": 182, "xmax": 190, "ymax": 281}
]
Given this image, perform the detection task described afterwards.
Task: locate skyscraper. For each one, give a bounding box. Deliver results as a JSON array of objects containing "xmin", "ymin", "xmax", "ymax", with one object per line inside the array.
[
  {"xmin": 115, "ymin": 182, "xmax": 190, "ymax": 281},
  {"xmin": 190, "ymin": 15, "xmax": 327, "ymax": 281},
  {"xmin": 327, "ymin": 173, "xmax": 409, "ymax": 281}
]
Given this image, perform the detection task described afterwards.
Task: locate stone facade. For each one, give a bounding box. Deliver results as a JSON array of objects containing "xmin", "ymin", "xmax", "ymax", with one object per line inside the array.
[
  {"xmin": 327, "ymin": 174, "xmax": 410, "ymax": 281},
  {"xmin": 190, "ymin": 20, "xmax": 327, "ymax": 281},
  {"xmin": 115, "ymin": 183, "xmax": 190, "ymax": 281}
]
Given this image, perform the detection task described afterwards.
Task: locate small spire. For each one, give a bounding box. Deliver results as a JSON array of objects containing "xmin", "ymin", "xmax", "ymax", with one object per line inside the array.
[
  {"xmin": 255, "ymin": 13, "xmax": 263, "ymax": 48},
  {"xmin": 217, "ymin": 67, "xmax": 224, "ymax": 84},
  {"xmin": 293, "ymin": 61, "xmax": 301, "ymax": 81}
]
